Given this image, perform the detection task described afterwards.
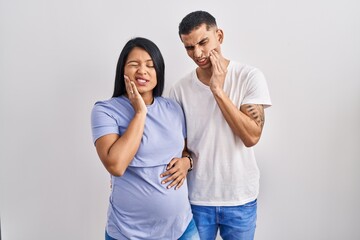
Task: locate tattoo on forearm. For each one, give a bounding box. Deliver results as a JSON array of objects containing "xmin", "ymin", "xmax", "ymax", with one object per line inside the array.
[{"xmin": 246, "ymin": 104, "xmax": 265, "ymax": 127}]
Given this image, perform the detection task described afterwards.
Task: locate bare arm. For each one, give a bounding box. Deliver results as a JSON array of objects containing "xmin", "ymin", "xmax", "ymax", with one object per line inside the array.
[
  {"xmin": 95, "ymin": 76, "xmax": 147, "ymax": 176},
  {"xmin": 209, "ymin": 50, "xmax": 265, "ymax": 147},
  {"xmin": 213, "ymin": 91, "xmax": 265, "ymax": 147}
]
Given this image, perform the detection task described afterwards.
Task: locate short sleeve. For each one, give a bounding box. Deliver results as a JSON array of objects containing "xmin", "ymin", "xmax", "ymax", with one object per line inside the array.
[
  {"xmin": 179, "ymin": 104, "xmax": 187, "ymax": 139},
  {"xmin": 167, "ymin": 97, "xmax": 187, "ymax": 139},
  {"xmin": 168, "ymin": 87, "xmax": 178, "ymax": 104},
  {"xmin": 91, "ymin": 102, "xmax": 120, "ymax": 144},
  {"xmin": 242, "ymin": 69, "xmax": 272, "ymax": 108}
]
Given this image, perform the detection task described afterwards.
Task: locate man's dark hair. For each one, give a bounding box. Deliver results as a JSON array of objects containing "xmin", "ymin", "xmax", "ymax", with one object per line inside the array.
[
  {"xmin": 112, "ymin": 37, "xmax": 165, "ymax": 97},
  {"xmin": 178, "ymin": 11, "xmax": 217, "ymax": 36}
]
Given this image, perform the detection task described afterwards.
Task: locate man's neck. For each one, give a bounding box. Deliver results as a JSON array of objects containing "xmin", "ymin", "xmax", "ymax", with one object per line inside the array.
[{"xmin": 195, "ymin": 67, "xmax": 211, "ymax": 85}]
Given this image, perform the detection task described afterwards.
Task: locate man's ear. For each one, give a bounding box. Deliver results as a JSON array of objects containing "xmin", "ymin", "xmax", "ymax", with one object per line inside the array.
[{"xmin": 217, "ymin": 29, "xmax": 224, "ymax": 43}]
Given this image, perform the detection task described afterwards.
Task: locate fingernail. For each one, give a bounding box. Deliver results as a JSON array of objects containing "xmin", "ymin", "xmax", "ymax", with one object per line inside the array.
[
  {"xmin": 160, "ymin": 175, "xmax": 163, "ymax": 177},
  {"xmin": 161, "ymin": 181, "xmax": 165, "ymax": 184}
]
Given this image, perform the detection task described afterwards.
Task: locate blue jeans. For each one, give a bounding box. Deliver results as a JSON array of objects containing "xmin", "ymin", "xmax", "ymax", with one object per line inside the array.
[
  {"xmin": 191, "ymin": 199, "xmax": 257, "ymax": 240},
  {"xmin": 178, "ymin": 218, "xmax": 200, "ymax": 240},
  {"xmin": 105, "ymin": 218, "xmax": 199, "ymax": 240}
]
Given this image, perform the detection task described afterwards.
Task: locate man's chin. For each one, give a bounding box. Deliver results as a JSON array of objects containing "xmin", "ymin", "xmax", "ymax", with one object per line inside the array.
[{"xmin": 197, "ymin": 63, "xmax": 212, "ymax": 69}]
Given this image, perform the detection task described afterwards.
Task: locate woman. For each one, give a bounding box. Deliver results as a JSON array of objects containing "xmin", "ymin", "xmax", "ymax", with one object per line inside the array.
[{"xmin": 91, "ymin": 37, "xmax": 199, "ymax": 240}]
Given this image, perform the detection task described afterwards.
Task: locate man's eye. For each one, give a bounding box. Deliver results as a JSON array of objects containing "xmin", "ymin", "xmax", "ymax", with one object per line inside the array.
[{"xmin": 147, "ymin": 65, "xmax": 154, "ymax": 68}]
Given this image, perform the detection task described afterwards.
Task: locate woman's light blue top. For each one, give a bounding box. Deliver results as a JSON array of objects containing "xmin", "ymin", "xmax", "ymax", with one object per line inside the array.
[{"xmin": 91, "ymin": 96, "xmax": 192, "ymax": 239}]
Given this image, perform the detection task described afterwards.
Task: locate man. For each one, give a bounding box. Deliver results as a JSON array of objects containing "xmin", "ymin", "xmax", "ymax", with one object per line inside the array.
[{"xmin": 169, "ymin": 11, "xmax": 272, "ymax": 240}]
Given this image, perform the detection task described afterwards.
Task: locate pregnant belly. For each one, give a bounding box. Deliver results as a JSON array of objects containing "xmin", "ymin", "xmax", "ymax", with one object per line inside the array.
[{"xmin": 110, "ymin": 165, "xmax": 191, "ymax": 219}]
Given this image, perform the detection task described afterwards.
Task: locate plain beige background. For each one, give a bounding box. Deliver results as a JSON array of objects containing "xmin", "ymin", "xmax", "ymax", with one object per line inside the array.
[{"xmin": 1, "ymin": 0, "xmax": 359, "ymax": 239}]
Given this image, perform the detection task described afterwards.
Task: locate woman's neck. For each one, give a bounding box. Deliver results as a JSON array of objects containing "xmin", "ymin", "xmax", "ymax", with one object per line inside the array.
[{"xmin": 142, "ymin": 93, "xmax": 154, "ymax": 105}]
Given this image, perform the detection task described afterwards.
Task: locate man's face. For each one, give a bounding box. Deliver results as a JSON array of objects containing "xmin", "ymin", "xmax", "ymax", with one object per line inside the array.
[{"xmin": 180, "ymin": 24, "xmax": 223, "ymax": 69}]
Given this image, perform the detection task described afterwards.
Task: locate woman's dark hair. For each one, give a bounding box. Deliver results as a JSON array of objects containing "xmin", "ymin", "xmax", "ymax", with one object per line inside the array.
[
  {"xmin": 178, "ymin": 10, "xmax": 217, "ymax": 36},
  {"xmin": 112, "ymin": 37, "xmax": 165, "ymax": 97}
]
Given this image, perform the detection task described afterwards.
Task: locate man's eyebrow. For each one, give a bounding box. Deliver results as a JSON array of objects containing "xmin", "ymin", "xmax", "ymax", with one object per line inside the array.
[{"xmin": 184, "ymin": 37, "xmax": 209, "ymax": 48}]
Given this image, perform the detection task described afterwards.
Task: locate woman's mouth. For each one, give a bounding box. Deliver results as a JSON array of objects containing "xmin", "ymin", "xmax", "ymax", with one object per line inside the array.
[{"xmin": 135, "ymin": 78, "xmax": 149, "ymax": 86}]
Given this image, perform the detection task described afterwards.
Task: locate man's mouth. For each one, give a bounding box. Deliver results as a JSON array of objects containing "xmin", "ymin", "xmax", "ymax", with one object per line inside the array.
[{"xmin": 197, "ymin": 57, "xmax": 208, "ymax": 66}]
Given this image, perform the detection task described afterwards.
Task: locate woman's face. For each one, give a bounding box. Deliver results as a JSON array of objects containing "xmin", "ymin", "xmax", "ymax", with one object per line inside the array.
[{"xmin": 124, "ymin": 47, "xmax": 157, "ymax": 96}]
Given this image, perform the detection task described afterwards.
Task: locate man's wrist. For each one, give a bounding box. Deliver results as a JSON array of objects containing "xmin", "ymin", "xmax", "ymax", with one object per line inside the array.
[
  {"xmin": 211, "ymin": 87, "xmax": 224, "ymax": 98},
  {"xmin": 184, "ymin": 155, "xmax": 193, "ymax": 172}
]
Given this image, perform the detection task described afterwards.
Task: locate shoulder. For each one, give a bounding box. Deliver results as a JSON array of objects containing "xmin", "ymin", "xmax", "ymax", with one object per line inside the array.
[
  {"xmin": 227, "ymin": 61, "xmax": 265, "ymax": 85},
  {"xmin": 93, "ymin": 97, "xmax": 117, "ymax": 110},
  {"xmin": 156, "ymin": 97, "xmax": 184, "ymax": 117},
  {"xmin": 156, "ymin": 97, "xmax": 182, "ymax": 109},
  {"xmin": 170, "ymin": 71, "xmax": 194, "ymax": 90},
  {"xmin": 229, "ymin": 61, "xmax": 262, "ymax": 76},
  {"xmin": 169, "ymin": 71, "xmax": 195, "ymax": 101},
  {"xmin": 93, "ymin": 98, "xmax": 112, "ymax": 112},
  {"xmin": 94, "ymin": 98, "xmax": 114, "ymax": 107},
  {"xmin": 92, "ymin": 97, "xmax": 129, "ymax": 115}
]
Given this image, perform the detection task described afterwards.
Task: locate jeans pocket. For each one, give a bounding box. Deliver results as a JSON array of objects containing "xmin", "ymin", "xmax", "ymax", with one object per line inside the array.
[{"xmin": 243, "ymin": 199, "xmax": 257, "ymax": 208}]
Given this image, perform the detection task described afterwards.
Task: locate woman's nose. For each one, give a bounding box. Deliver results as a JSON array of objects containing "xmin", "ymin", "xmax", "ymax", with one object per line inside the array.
[{"xmin": 136, "ymin": 65, "xmax": 147, "ymax": 74}]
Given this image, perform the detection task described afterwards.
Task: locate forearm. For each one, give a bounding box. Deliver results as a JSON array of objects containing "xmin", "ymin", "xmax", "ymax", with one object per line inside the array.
[
  {"xmin": 103, "ymin": 112, "xmax": 146, "ymax": 176},
  {"xmin": 212, "ymin": 89, "xmax": 262, "ymax": 147},
  {"xmin": 182, "ymin": 149, "xmax": 191, "ymax": 158}
]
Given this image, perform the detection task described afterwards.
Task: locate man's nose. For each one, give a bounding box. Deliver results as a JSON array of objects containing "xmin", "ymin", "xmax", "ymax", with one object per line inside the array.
[{"xmin": 193, "ymin": 46, "xmax": 203, "ymax": 58}]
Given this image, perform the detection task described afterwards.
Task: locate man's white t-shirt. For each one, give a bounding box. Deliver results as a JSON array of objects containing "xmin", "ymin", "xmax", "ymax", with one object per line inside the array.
[{"xmin": 169, "ymin": 61, "xmax": 272, "ymax": 206}]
